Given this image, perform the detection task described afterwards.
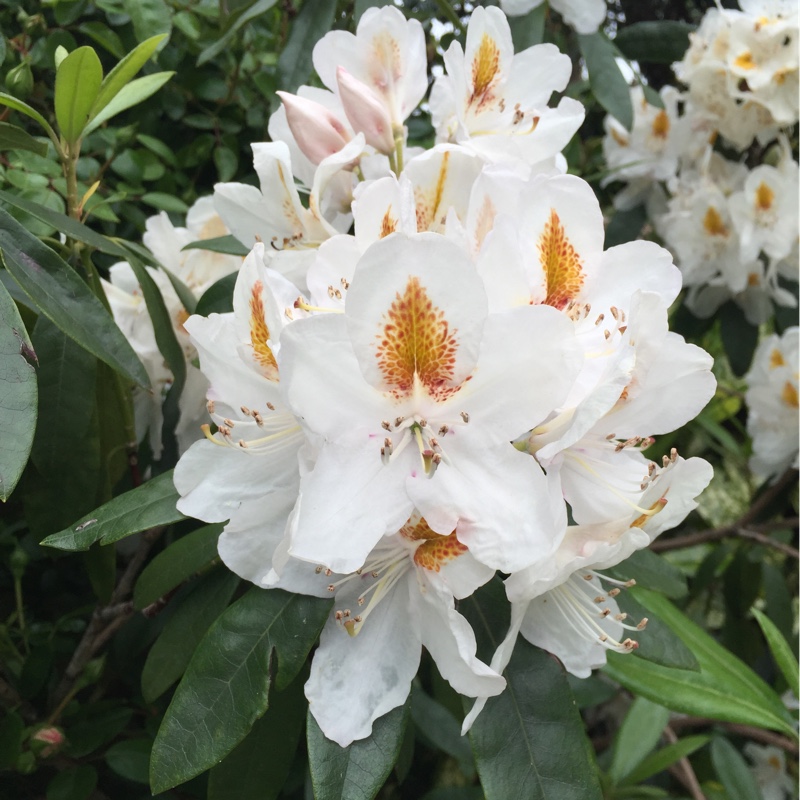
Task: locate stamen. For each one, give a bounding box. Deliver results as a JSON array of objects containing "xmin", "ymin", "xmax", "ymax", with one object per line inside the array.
[{"xmin": 293, "ymin": 297, "xmax": 344, "ymax": 313}]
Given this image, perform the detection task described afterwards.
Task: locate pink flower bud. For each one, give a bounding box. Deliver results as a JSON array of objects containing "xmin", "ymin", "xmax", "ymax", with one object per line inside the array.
[
  {"xmin": 32, "ymin": 727, "xmax": 64, "ymax": 746},
  {"xmin": 277, "ymin": 91, "xmax": 350, "ymax": 165},
  {"xmin": 335, "ymin": 67, "xmax": 396, "ymax": 155}
]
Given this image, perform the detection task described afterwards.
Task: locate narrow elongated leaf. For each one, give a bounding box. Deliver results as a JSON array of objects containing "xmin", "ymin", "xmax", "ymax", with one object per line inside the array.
[
  {"xmin": 710, "ymin": 737, "xmax": 765, "ymax": 800},
  {"xmin": 621, "ymin": 736, "xmax": 710, "ymax": 786},
  {"xmin": 578, "ymin": 33, "xmax": 633, "ymax": 131},
  {"xmin": 160, "ymin": 267, "xmax": 197, "ymax": 315},
  {"xmin": 614, "ymin": 21, "xmax": 695, "ymax": 64},
  {"xmin": 195, "ymin": 271, "xmax": 237, "ymax": 316},
  {"xmin": 0, "ymin": 92, "xmax": 58, "ymax": 142},
  {"xmin": 752, "ymin": 607, "xmax": 800, "ymax": 698},
  {"xmin": 0, "ymin": 280, "xmax": 37, "ymax": 501},
  {"xmin": 607, "ymin": 549, "xmax": 687, "ymax": 599},
  {"xmin": 719, "ymin": 301, "xmax": 758, "ymax": 377},
  {"xmin": 0, "ymin": 206, "xmax": 149, "ymax": 387},
  {"xmin": 208, "ymin": 671, "xmax": 307, "ymax": 800},
  {"xmin": 307, "ymin": 700, "xmax": 410, "ymax": 800},
  {"xmin": 134, "ymin": 524, "xmax": 222, "ymax": 609},
  {"xmin": 468, "ymin": 639, "xmax": 604, "ymax": 800},
  {"xmin": 142, "ymin": 569, "xmax": 239, "ymax": 702},
  {"xmin": 55, "ymin": 47, "xmax": 103, "ymax": 144},
  {"xmin": 182, "ymin": 234, "xmax": 249, "ymax": 256},
  {"xmin": 609, "ymin": 698, "xmax": 670, "ymax": 783},
  {"xmin": 78, "ymin": 21, "xmax": 125, "ymax": 58},
  {"xmin": 411, "ymin": 688, "xmax": 475, "ymax": 778},
  {"xmin": 150, "ymin": 588, "xmax": 331, "ymax": 793},
  {"xmin": 41, "ymin": 470, "xmax": 184, "ymax": 551},
  {"xmin": 278, "ymin": 0, "xmax": 337, "ymax": 92},
  {"xmin": 197, "ymin": 0, "xmax": 279, "ymax": 66},
  {"xmin": 90, "ymin": 35, "xmax": 166, "ymax": 120},
  {"xmin": 84, "ymin": 72, "xmax": 175, "ymax": 134},
  {"xmin": 0, "ymin": 122, "xmax": 48, "ymax": 157},
  {"xmin": 508, "ymin": 3, "xmax": 546, "ymax": 50}
]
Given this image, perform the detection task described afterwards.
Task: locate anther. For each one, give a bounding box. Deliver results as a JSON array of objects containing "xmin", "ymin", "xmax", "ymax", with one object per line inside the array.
[
  {"xmin": 335, "ymin": 610, "xmax": 343, "ymax": 620},
  {"xmin": 327, "ymin": 584, "xmax": 335, "ymax": 592},
  {"xmin": 224, "ymin": 418, "xmax": 235, "ymax": 427},
  {"xmin": 315, "ymin": 566, "xmax": 323, "ymax": 574},
  {"xmin": 240, "ymin": 405, "xmax": 250, "ymax": 415},
  {"xmin": 382, "ymin": 421, "xmax": 391, "ymax": 431},
  {"xmin": 610, "ymin": 306, "xmax": 619, "ymax": 320},
  {"xmin": 600, "ymin": 608, "xmax": 611, "ymax": 617},
  {"xmin": 238, "ymin": 439, "xmax": 248, "ymax": 448},
  {"xmin": 431, "ymin": 453, "xmax": 442, "ymax": 465},
  {"xmin": 325, "ymin": 569, "xmax": 332, "ymax": 576},
  {"xmin": 623, "ymin": 638, "xmax": 639, "ymax": 650},
  {"xmin": 207, "ymin": 400, "xmax": 216, "ymax": 413},
  {"xmin": 395, "ymin": 416, "xmax": 405, "ymax": 427},
  {"xmin": 340, "ymin": 277, "xmax": 350, "ymax": 289},
  {"xmin": 670, "ymin": 447, "xmax": 678, "ymax": 462},
  {"xmin": 615, "ymin": 613, "xmax": 628, "ymax": 621},
  {"xmin": 357, "ymin": 597, "xmax": 365, "ymax": 606},
  {"xmin": 604, "ymin": 329, "xmax": 611, "ymax": 340},
  {"xmin": 460, "ymin": 411, "xmax": 470, "ymax": 423},
  {"xmin": 266, "ymin": 402, "xmax": 275, "ymax": 411},
  {"xmin": 637, "ymin": 618, "xmax": 649, "ymax": 630},
  {"xmin": 606, "ymin": 432, "xmax": 616, "ymax": 440},
  {"xmin": 439, "ymin": 425, "xmax": 449, "ymax": 435},
  {"xmin": 583, "ymin": 574, "xmax": 593, "ymax": 581},
  {"xmin": 608, "ymin": 588, "xmax": 621, "ymax": 597},
  {"xmin": 618, "ymin": 325, "xmax": 627, "ymax": 334},
  {"xmin": 218, "ymin": 425, "xmax": 231, "ymax": 437},
  {"xmin": 594, "ymin": 596, "xmax": 605, "ymax": 603},
  {"xmin": 595, "ymin": 313, "xmax": 605, "ymax": 326}
]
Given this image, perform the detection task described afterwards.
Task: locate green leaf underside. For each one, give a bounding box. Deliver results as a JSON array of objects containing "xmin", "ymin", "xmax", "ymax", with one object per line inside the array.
[
  {"xmin": 614, "ymin": 21, "xmax": 695, "ymax": 64},
  {"xmin": 752, "ymin": 606, "xmax": 800, "ymax": 698},
  {"xmin": 307, "ymin": 700, "xmax": 410, "ymax": 800},
  {"xmin": 621, "ymin": 735, "xmax": 710, "ymax": 786},
  {"xmin": 468, "ymin": 638, "xmax": 604, "ymax": 800},
  {"xmin": 182, "ymin": 234, "xmax": 249, "ymax": 256},
  {"xmin": 0, "ymin": 206, "xmax": 150, "ymax": 387},
  {"xmin": 196, "ymin": 270, "xmax": 237, "ymax": 315},
  {"xmin": 0, "ymin": 122, "xmax": 49, "ymax": 157},
  {"xmin": 142, "ymin": 569, "xmax": 240, "ymax": 702},
  {"xmin": 41, "ymin": 470, "xmax": 184, "ymax": 551},
  {"xmin": 578, "ymin": 32, "xmax": 634, "ymax": 131},
  {"xmin": 0, "ymin": 280, "xmax": 37, "ymax": 501},
  {"xmin": 149, "ymin": 588, "xmax": 332, "ymax": 793},
  {"xmin": 85, "ymin": 72, "xmax": 175, "ymax": 134},
  {"xmin": 55, "ymin": 47, "xmax": 103, "ymax": 144},
  {"xmin": 133, "ymin": 523, "xmax": 223, "ymax": 609},
  {"xmin": 710, "ymin": 736, "xmax": 766, "ymax": 800},
  {"xmin": 609, "ymin": 697, "xmax": 670, "ymax": 783}
]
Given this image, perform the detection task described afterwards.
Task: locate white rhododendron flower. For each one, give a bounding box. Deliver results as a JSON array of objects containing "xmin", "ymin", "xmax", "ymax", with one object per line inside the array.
[
  {"xmin": 500, "ymin": 0, "xmax": 607, "ymax": 35},
  {"xmin": 745, "ymin": 327, "xmax": 799, "ymax": 482},
  {"xmin": 744, "ymin": 743, "xmax": 798, "ymax": 800}
]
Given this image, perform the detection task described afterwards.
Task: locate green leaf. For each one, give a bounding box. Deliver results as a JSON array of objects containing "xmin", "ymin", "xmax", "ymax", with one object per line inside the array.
[
  {"xmin": 0, "ymin": 92, "xmax": 59, "ymax": 143},
  {"xmin": 134, "ymin": 524, "xmax": 222, "ymax": 609},
  {"xmin": 150, "ymin": 588, "xmax": 332, "ymax": 793},
  {"xmin": 208, "ymin": 670, "xmax": 308, "ymax": 800},
  {"xmin": 105, "ymin": 739, "xmax": 152, "ymax": 784},
  {"xmin": 0, "ymin": 122, "xmax": 48, "ymax": 157},
  {"xmin": 196, "ymin": 271, "xmax": 237, "ymax": 316},
  {"xmin": 141, "ymin": 191, "xmax": 189, "ymax": 213},
  {"xmin": 509, "ymin": 3, "xmax": 546, "ymax": 50},
  {"xmin": 614, "ymin": 21, "xmax": 694, "ymax": 64},
  {"xmin": 46, "ymin": 765, "xmax": 98, "ymax": 800},
  {"xmin": 307, "ymin": 700, "xmax": 410, "ymax": 800},
  {"xmin": 160, "ymin": 267, "xmax": 197, "ymax": 315},
  {"xmin": 604, "ymin": 205, "xmax": 647, "ymax": 247},
  {"xmin": 578, "ymin": 33, "xmax": 633, "ymax": 131},
  {"xmin": 0, "ymin": 712, "xmax": 24, "ymax": 771},
  {"xmin": 609, "ymin": 697, "xmax": 670, "ymax": 783},
  {"xmin": 467, "ymin": 639, "xmax": 604, "ymax": 800},
  {"xmin": 89, "ymin": 34, "xmax": 166, "ymax": 121},
  {"xmin": 0, "ymin": 280, "xmax": 37, "ymax": 501},
  {"xmin": 606, "ymin": 549, "xmax": 688, "ymax": 599},
  {"xmin": 411, "ymin": 687, "xmax": 475, "ymax": 778},
  {"xmin": 55, "ymin": 46, "xmax": 103, "ymax": 144},
  {"xmin": 752, "ymin": 607, "xmax": 800, "ymax": 698},
  {"xmin": 78, "ymin": 22, "xmax": 125, "ymax": 58},
  {"xmin": 719, "ymin": 301, "xmax": 759, "ymax": 377},
  {"xmin": 142, "ymin": 569, "xmax": 239, "ymax": 702},
  {"xmin": 64, "ymin": 705, "xmax": 133, "ymax": 758},
  {"xmin": 278, "ymin": 0, "xmax": 337, "ymax": 92},
  {"xmin": 0, "ymin": 206, "xmax": 149, "ymax": 387},
  {"xmin": 621, "ymin": 735, "xmax": 710, "ymax": 786},
  {"xmin": 41, "ymin": 470, "xmax": 185, "ymax": 551},
  {"xmin": 123, "ymin": 0, "xmax": 173, "ymax": 44},
  {"xmin": 182, "ymin": 234, "xmax": 249, "ymax": 256},
  {"xmin": 197, "ymin": 0, "xmax": 279, "ymax": 66},
  {"xmin": 84, "ymin": 72, "xmax": 175, "ymax": 134},
  {"xmin": 354, "ymin": 0, "xmax": 384, "ymax": 21},
  {"xmin": 710, "ymin": 737, "xmax": 765, "ymax": 800}
]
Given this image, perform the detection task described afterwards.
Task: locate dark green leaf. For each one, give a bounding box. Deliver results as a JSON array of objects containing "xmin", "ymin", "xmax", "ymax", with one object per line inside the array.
[
  {"xmin": 0, "ymin": 206, "xmax": 150, "ymax": 387},
  {"xmin": 621, "ymin": 735, "xmax": 710, "ymax": 786},
  {"xmin": 752, "ymin": 607, "xmax": 800, "ymax": 698},
  {"xmin": 0, "ymin": 92, "xmax": 59, "ymax": 142},
  {"xmin": 85, "ymin": 72, "xmax": 175, "ymax": 134},
  {"xmin": 55, "ymin": 46, "xmax": 103, "ymax": 143},
  {"xmin": 614, "ymin": 21, "xmax": 694, "ymax": 64},
  {"xmin": 134, "ymin": 524, "xmax": 222, "ymax": 609},
  {"xmin": 142, "ymin": 569, "xmax": 239, "ymax": 702},
  {"xmin": 0, "ymin": 122, "xmax": 48, "ymax": 157},
  {"xmin": 509, "ymin": 4, "xmax": 546, "ymax": 50},
  {"xmin": 307, "ymin": 700, "xmax": 410, "ymax": 800},
  {"xmin": 78, "ymin": 22, "xmax": 125, "ymax": 58},
  {"xmin": 197, "ymin": 0, "xmax": 279, "ymax": 66},
  {"xmin": 411, "ymin": 687, "xmax": 474, "ymax": 778},
  {"xmin": 64, "ymin": 705, "xmax": 133, "ymax": 758},
  {"xmin": 196, "ymin": 271, "xmax": 237, "ymax": 315},
  {"xmin": 607, "ymin": 549, "xmax": 688, "ymax": 599},
  {"xmin": 278, "ymin": 0, "xmax": 337, "ymax": 92},
  {"xmin": 150, "ymin": 588, "xmax": 332, "ymax": 793},
  {"xmin": 609, "ymin": 697, "xmax": 670, "ymax": 783},
  {"xmin": 159, "ymin": 267, "xmax": 197, "ymax": 315},
  {"xmin": 710, "ymin": 737, "xmax": 765, "ymax": 800},
  {"xmin": 0, "ymin": 279, "xmax": 37, "ymax": 501},
  {"xmin": 719, "ymin": 301, "xmax": 759, "ymax": 376},
  {"xmin": 105, "ymin": 739, "xmax": 152, "ymax": 784},
  {"xmin": 578, "ymin": 33, "xmax": 633, "ymax": 131},
  {"xmin": 0, "ymin": 712, "xmax": 24, "ymax": 771},
  {"xmin": 123, "ymin": 0, "xmax": 173, "ymax": 44},
  {"xmin": 182, "ymin": 234, "xmax": 249, "ymax": 256},
  {"xmin": 604, "ymin": 205, "xmax": 647, "ymax": 248},
  {"xmin": 354, "ymin": 0, "xmax": 384, "ymax": 22},
  {"xmin": 468, "ymin": 639, "xmax": 604, "ymax": 800},
  {"xmin": 41, "ymin": 470, "xmax": 185, "ymax": 551},
  {"xmin": 46, "ymin": 765, "xmax": 98, "ymax": 800},
  {"xmin": 208, "ymin": 669, "xmax": 308, "ymax": 800}
]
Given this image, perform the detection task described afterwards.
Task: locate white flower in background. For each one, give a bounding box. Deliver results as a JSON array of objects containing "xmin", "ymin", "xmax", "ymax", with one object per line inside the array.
[
  {"xmin": 500, "ymin": 0, "xmax": 607, "ymax": 35},
  {"xmin": 745, "ymin": 327, "xmax": 799, "ymax": 482},
  {"xmin": 430, "ymin": 5, "xmax": 584, "ymax": 167},
  {"xmin": 103, "ymin": 197, "xmax": 241, "ymax": 457},
  {"xmin": 744, "ymin": 743, "xmax": 797, "ymax": 800}
]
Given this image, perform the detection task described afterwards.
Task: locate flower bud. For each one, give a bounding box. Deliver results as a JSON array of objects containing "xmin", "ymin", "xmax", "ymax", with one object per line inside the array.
[
  {"xmin": 6, "ymin": 61, "xmax": 33, "ymax": 100},
  {"xmin": 277, "ymin": 91, "xmax": 350, "ymax": 165},
  {"xmin": 335, "ymin": 67, "xmax": 395, "ymax": 155}
]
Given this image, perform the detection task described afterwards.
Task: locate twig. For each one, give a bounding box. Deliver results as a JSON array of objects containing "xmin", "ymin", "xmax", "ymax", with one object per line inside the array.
[
  {"xmin": 664, "ymin": 724, "xmax": 706, "ymax": 800},
  {"xmin": 670, "ymin": 717, "xmax": 800, "ymax": 756}
]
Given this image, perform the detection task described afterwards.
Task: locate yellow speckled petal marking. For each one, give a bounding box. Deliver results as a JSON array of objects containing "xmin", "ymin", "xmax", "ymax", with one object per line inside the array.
[
  {"xmin": 470, "ymin": 33, "xmax": 500, "ymax": 110},
  {"xmin": 250, "ymin": 281, "xmax": 280, "ymax": 381},
  {"xmin": 538, "ymin": 208, "xmax": 585, "ymax": 310},
  {"xmin": 400, "ymin": 516, "xmax": 467, "ymax": 571}
]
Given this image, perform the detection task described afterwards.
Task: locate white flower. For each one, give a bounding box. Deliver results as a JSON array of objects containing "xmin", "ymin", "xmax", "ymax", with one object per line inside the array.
[
  {"xmin": 745, "ymin": 326, "xmax": 799, "ymax": 482},
  {"xmin": 500, "ymin": 0, "xmax": 607, "ymax": 35},
  {"xmin": 744, "ymin": 743, "xmax": 797, "ymax": 800}
]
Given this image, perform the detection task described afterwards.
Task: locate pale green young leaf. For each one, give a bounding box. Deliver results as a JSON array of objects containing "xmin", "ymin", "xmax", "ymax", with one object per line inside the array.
[
  {"xmin": 55, "ymin": 46, "xmax": 103, "ymax": 144},
  {"xmin": 608, "ymin": 698, "xmax": 670, "ymax": 783},
  {"xmin": 0, "ymin": 92, "xmax": 59, "ymax": 144},
  {"xmin": 752, "ymin": 607, "xmax": 800, "ymax": 698},
  {"xmin": 578, "ymin": 33, "xmax": 634, "ymax": 130},
  {"xmin": 84, "ymin": 72, "xmax": 175, "ymax": 135},
  {"xmin": 621, "ymin": 736, "xmax": 710, "ymax": 786}
]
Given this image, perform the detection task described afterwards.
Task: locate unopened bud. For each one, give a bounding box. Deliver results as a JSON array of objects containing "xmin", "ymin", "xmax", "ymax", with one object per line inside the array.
[
  {"xmin": 336, "ymin": 67, "xmax": 395, "ymax": 155},
  {"xmin": 6, "ymin": 61, "xmax": 33, "ymax": 100},
  {"xmin": 277, "ymin": 91, "xmax": 350, "ymax": 165}
]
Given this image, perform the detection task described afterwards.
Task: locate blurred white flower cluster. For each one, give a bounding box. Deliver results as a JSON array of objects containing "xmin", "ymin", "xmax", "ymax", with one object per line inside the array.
[
  {"xmin": 601, "ymin": 0, "xmax": 799, "ymax": 324},
  {"xmin": 109, "ymin": 6, "xmax": 717, "ymax": 747}
]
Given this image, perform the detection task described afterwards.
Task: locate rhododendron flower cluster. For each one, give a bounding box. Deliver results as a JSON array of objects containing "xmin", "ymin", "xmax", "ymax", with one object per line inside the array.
[{"xmin": 165, "ymin": 6, "xmax": 716, "ymax": 746}]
